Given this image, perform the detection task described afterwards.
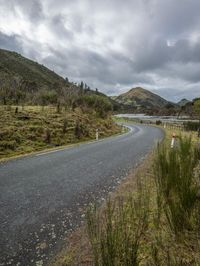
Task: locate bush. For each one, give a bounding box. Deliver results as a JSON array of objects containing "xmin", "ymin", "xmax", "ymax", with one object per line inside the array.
[
  {"xmin": 156, "ymin": 120, "xmax": 162, "ymax": 125},
  {"xmin": 154, "ymin": 137, "xmax": 200, "ymax": 234},
  {"xmin": 0, "ymin": 140, "xmax": 17, "ymax": 150},
  {"xmin": 44, "ymin": 128, "xmax": 51, "ymax": 143},
  {"xmin": 74, "ymin": 95, "xmax": 113, "ymax": 118},
  {"xmin": 63, "ymin": 118, "xmax": 68, "ymax": 133},
  {"xmin": 74, "ymin": 121, "xmax": 89, "ymax": 139},
  {"xmin": 184, "ymin": 121, "xmax": 200, "ymax": 131}
]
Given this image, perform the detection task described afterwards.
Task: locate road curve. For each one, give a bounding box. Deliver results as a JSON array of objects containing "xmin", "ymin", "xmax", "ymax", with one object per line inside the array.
[{"xmin": 0, "ymin": 124, "xmax": 164, "ymax": 265}]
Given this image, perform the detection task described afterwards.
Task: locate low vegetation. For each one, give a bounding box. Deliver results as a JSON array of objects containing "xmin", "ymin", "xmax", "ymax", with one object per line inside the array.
[
  {"xmin": 86, "ymin": 131, "xmax": 200, "ymax": 265},
  {"xmin": 54, "ymin": 126, "xmax": 200, "ymax": 265},
  {"xmin": 0, "ymin": 105, "xmax": 121, "ymax": 160}
]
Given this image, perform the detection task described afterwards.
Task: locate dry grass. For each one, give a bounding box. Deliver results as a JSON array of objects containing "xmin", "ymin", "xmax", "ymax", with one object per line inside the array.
[
  {"xmin": 0, "ymin": 105, "xmax": 121, "ymax": 160},
  {"xmin": 52, "ymin": 125, "xmax": 200, "ymax": 266}
]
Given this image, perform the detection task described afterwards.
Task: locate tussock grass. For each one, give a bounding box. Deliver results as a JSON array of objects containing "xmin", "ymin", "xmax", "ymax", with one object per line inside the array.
[
  {"xmin": 154, "ymin": 137, "xmax": 200, "ymax": 234},
  {"xmin": 0, "ymin": 105, "xmax": 121, "ymax": 159},
  {"xmin": 87, "ymin": 188, "xmax": 149, "ymax": 266},
  {"xmin": 85, "ymin": 133, "xmax": 200, "ymax": 265}
]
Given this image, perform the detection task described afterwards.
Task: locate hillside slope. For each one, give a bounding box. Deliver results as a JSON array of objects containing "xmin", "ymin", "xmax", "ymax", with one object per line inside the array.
[
  {"xmin": 0, "ymin": 49, "xmax": 117, "ymax": 113},
  {"xmin": 113, "ymin": 87, "xmax": 177, "ymax": 114},
  {"xmin": 115, "ymin": 87, "xmax": 169, "ymax": 108},
  {"xmin": 177, "ymin": 98, "xmax": 191, "ymax": 107},
  {"xmin": 0, "ymin": 49, "xmax": 65, "ymax": 87},
  {"xmin": 0, "ymin": 49, "xmax": 122, "ymax": 158}
]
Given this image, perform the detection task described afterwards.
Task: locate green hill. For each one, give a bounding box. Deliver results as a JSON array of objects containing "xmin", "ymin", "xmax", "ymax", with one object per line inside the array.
[
  {"xmin": 177, "ymin": 98, "xmax": 191, "ymax": 107},
  {"xmin": 113, "ymin": 87, "xmax": 177, "ymax": 114},
  {"xmin": 0, "ymin": 49, "xmax": 118, "ymax": 115},
  {"xmin": 0, "ymin": 49, "xmax": 122, "ymax": 159},
  {"xmin": 0, "ymin": 48, "xmax": 65, "ymax": 87}
]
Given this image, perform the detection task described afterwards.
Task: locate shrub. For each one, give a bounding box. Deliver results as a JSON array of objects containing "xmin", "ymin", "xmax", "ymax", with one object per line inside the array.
[
  {"xmin": 74, "ymin": 95, "xmax": 113, "ymax": 118},
  {"xmin": 44, "ymin": 128, "xmax": 51, "ymax": 144},
  {"xmin": 63, "ymin": 118, "xmax": 68, "ymax": 133},
  {"xmin": 183, "ymin": 121, "xmax": 200, "ymax": 131},
  {"xmin": 0, "ymin": 140, "xmax": 17, "ymax": 150},
  {"xmin": 154, "ymin": 137, "xmax": 200, "ymax": 234},
  {"xmin": 156, "ymin": 120, "xmax": 162, "ymax": 125},
  {"xmin": 74, "ymin": 121, "xmax": 89, "ymax": 139}
]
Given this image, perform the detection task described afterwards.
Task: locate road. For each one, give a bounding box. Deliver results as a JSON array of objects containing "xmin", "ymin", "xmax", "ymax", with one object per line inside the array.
[{"xmin": 0, "ymin": 124, "xmax": 164, "ymax": 265}]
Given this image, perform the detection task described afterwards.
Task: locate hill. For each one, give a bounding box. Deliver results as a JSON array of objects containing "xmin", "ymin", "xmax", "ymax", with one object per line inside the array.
[
  {"xmin": 177, "ymin": 98, "xmax": 191, "ymax": 107},
  {"xmin": 0, "ymin": 49, "xmax": 122, "ymax": 159},
  {"xmin": 0, "ymin": 48, "xmax": 66, "ymax": 87},
  {"xmin": 0, "ymin": 48, "xmax": 117, "ymax": 115},
  {"xmin": 113, "ymin": 87, "xmax": 177, "ymax": 114}
]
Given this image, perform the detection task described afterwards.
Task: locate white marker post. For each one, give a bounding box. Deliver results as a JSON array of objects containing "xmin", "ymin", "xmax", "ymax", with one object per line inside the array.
[
  {"xmin": 96, "ymin": 129, "xmax": 99, "ymax": 141},
  {"xmin": 171, "ymin": 133, "xmax": 176, "ymax": 148},
  {"xmin": 122, "ymin": 124, "xmax": 125, "ymax": 133}
]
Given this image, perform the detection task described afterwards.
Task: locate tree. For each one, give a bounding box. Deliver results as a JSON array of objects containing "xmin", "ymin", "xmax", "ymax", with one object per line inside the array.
[
  {"xmin": 80, "ymin": 81, "xmax": 84, "ymax": 94},
  {"xmin": 0, "ymin": 87, "xmax": 9, "ymax": 105},
  {"xmin": 194, "ymin": 99, "xmax": 200, "ymax": 121},
  {"xmin": 39, "ymin": 90, "xmax": 58, "ymax": 105}
]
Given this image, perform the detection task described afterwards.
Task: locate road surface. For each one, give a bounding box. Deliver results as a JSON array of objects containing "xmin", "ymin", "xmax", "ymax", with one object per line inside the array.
[{"xmin": 0, "ymin": 124, "xmax": 164, "ymax": 265}]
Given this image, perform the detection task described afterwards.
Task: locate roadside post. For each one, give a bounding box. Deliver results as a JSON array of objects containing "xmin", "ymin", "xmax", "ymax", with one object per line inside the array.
[
  {"xmin": 122, "ymin": 124, "xmax": 125, "ymax": 133},
  {"xmin": 171, "ymin": 133, "xmax": 176, "ymax": 148},
  {"xmin": 96, "ymin": 129, "xmax": 99, "ymax": 141}
]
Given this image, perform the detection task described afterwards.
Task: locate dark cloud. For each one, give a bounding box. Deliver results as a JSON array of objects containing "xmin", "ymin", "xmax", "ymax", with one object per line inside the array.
[{"xmin": 0, "ymin": 0, "xmax": 200, "ymax": 100}]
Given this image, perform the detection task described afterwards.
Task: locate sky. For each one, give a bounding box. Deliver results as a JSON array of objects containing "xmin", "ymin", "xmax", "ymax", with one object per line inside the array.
[{"xmin": 0, "ymin": 0, "xmax": 200, "ymax": 102}]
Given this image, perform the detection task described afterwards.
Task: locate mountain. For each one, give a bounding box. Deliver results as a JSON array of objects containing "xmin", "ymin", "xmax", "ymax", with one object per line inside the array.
[
  {"xmin": 0, "ymin": 48, "xmax": 118, "ymax": 115},
  {"xmin": 113, "ymin": 87, "xmax": 175, "ymax": 113},
  {"xmin": 0, "ymin": 48, "xmax": 67, "ymax": 88},
  {"xmin": 177, "ymin": 98, "xmax": 191, "ymax": 107},
  {"xmin": 0, "ymin": 48, "xmax": 78, "ymax": 104}
]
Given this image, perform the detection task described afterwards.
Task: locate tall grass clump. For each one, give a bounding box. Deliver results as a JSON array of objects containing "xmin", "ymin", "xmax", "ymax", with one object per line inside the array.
[
  {"xmin": 86, "ymin": 181, "xmax": 149, "ymax": 266},
  {"xmin": 154, "ymin": 136, "xmax": 200, "ymax": 234}
]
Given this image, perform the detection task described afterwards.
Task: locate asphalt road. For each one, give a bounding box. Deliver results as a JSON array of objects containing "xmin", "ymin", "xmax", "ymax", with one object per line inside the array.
[{"xmin": 0, "ymin": 124, "xmax": 164, "ymax": 266}]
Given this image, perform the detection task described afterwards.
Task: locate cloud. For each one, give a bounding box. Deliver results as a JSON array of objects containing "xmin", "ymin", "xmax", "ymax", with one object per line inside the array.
[
  {"xmin": 0, "ymin": 0, "xmax": 200, "ymax": 101},
  {"xmin": 0, "ymin": 32, "xmax": 22, "ymax": 52}
]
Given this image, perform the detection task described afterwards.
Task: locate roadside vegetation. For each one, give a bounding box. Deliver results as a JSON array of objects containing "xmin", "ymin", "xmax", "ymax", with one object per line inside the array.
[
  {"xmin": 0, "ymin": 105, "xmax": 121, "ymax": 160},
  {"xmin": 53, "ymin": 125, "xmax": 200, "ymax": 266}
]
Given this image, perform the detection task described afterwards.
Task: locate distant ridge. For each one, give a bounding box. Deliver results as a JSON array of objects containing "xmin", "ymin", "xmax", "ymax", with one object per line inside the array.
[{"xmin": 177, "ymin": 98, "xmax": 191, "ymax": 107}]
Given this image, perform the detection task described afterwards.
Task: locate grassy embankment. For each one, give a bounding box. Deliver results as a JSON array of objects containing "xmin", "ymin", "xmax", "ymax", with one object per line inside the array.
[
  {"xmin": 53, "ymin": 121, "xmax": 200, "ymax": 266},
  {"xmin": 0, "ymin": 105, "xmax": 121, "ymax": 160}
]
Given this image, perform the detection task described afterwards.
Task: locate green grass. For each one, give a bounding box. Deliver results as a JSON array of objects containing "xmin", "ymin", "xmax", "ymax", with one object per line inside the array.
[
  {"xmin": 0, "ymin": 105, "xmax": 121, "ymax": 159},
  {"xmin": 87, "ymin": 185, "xmax": 149, "ymax": 266},
  {"xmin": 154, "ymin": 136, "xmax": 200, "ymax": 234}
]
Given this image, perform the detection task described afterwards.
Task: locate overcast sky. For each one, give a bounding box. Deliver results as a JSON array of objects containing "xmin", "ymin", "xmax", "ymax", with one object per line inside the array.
[{"xmin": 0, "ymin": 0, "xmax": 200, "ymax": 102}]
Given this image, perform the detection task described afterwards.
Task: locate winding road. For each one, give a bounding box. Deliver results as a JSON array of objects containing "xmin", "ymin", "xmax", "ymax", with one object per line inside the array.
[{"xmin": 0, "ymin": 124, "xmax": 164, "ymax": 266}]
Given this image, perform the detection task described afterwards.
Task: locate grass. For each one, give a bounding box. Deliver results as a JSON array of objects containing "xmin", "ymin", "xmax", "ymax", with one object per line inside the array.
[
  {"xmin": 52, "ymin": 122, "xmax": 200, "ymax": 266},
  {"xmin": 0, "ymin": 105, "xmax": 121, "ymax": 160},
  {"xmin": 87, "ymin": 192, "xmax": 149, "ymax": 266},
  {"xmin": 154, "ymin": 136, "xmax": 200, "ymax": 234}
]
